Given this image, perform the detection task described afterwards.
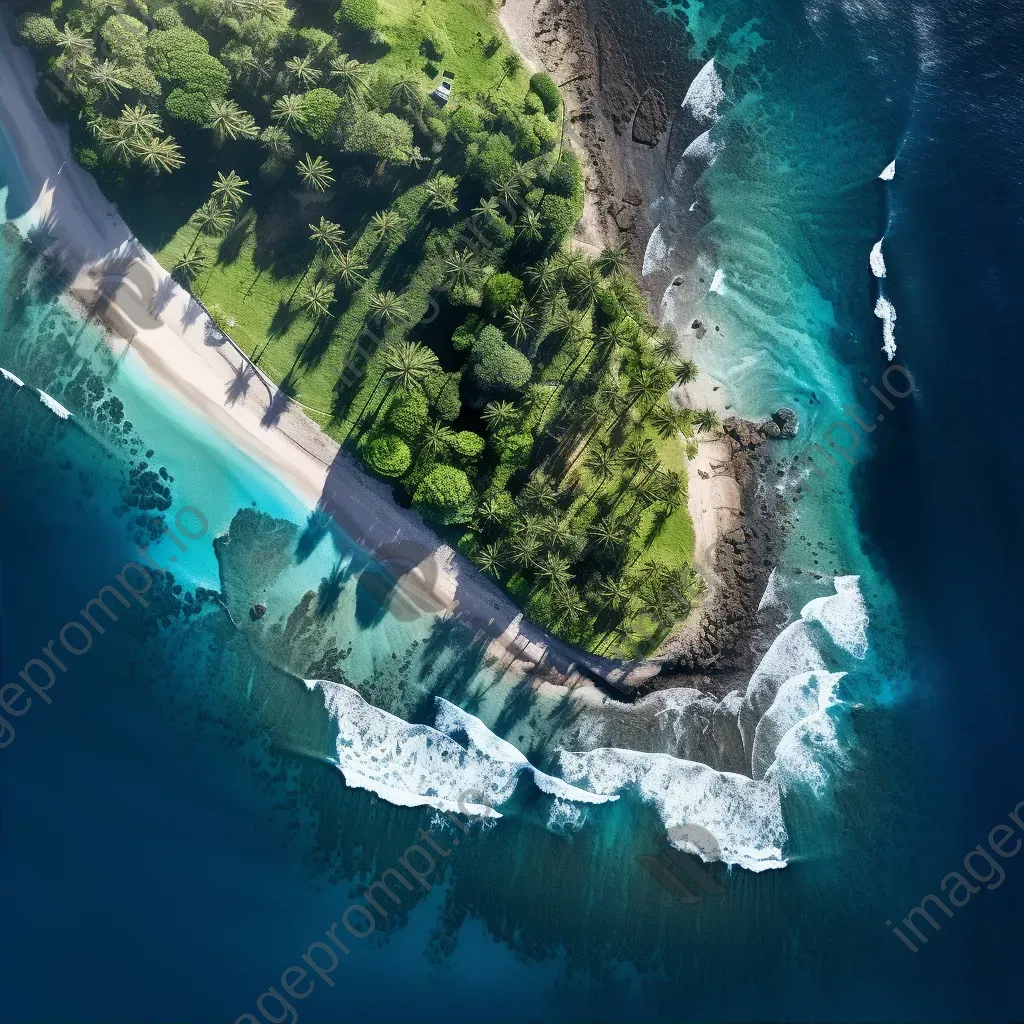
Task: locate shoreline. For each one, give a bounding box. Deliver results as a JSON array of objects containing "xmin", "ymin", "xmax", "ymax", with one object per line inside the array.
[
  {"xmin": 0, "ymin": 18, "xmax": 630, "ymax": 697},
  {"xmin": 497, "ymin": 0, "xmax": 792, "ymax": 693}
]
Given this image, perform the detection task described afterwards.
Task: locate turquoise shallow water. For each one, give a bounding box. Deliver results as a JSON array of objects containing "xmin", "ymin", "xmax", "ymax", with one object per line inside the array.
[{"xmin": 3, "ymin": 0, "xmax": 1024, "ymax": 1009}]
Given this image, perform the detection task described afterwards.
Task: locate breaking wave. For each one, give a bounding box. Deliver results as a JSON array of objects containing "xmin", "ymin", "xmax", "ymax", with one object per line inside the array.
[
  {"xmin": 642, "ymin": 224, "xmax": 669, "ymax": 277},
  {"xmin": 1, "ymin": 365, "xmax": 25, "ymax": 387},
  {"xmin": 307, "ymin": 681, "xmax": 615, "ymax": 819},
  {"xmin": 681, "ymin": 58, "xmax": 726, "ymax": 123},
  {"xmin": 37, "ymin": 390, "xmax": 72, "ymax": 419},
  {"xmin": 874, "ymin": 294, "xmax": 898, "ymax": 359},
  {"xmin": 870, "ymin": 239, "xmax": 886, "ymax": 278},
  {"xmin": 879, "ymin": 159, "xmax": 896, "ymax": 180}
]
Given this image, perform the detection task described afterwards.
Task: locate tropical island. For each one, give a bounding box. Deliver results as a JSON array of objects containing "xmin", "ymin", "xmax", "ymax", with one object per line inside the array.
[{"xmin": 9, "ymin": 0, "xmax": 723, "ymax": 658}]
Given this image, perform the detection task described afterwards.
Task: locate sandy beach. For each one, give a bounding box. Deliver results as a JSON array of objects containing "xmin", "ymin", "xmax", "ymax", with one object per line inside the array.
[{"xmin": 0, "ymin": 20, "xmax": 642, "ymax": 696}]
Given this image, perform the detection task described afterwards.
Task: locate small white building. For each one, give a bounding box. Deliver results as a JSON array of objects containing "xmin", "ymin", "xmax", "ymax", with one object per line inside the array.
[{"xmin": 431, "ymin": 72, "xmax": 454, "ymax": 105}]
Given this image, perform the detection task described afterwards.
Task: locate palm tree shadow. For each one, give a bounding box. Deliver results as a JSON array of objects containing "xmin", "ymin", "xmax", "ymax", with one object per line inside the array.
[
  {"xmin": 493, "ymin": 676, "xmax": 541, "ymax": 735},
  {"xmin": 316, "ymin": 558, "xmax": 354, "ymax": 618},
  {"xmin": 261, "ymin": 376, "xmax": 298, "ymax": 428},
  {"xmin": 269, "ymin": 299, "xmax": 299, "ymax": 339},
  {"xmin": 225, "ymin": 363, "xmax": 256, "ymax": 406},
  {"xmin": 296, "ymin": 505, "xmax": 333, "ymax": 563},
  {"xmin": 150, "ymin": 275, "xmax": 177, "ymax": 319}
]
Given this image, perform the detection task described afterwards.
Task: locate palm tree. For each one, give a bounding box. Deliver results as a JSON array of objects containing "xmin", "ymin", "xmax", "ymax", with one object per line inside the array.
[
  {"xmin": 369, "ymin": 209, "xmax": 405, "ymax": 244},
  {"xmin": 494, "ymin": 175, "xmax": 520, "ymax": 205},
  {"xmin": 493, "ymin": 52, "xmax": 522, "ymax": 92},
  {"xmin": 89, "ymin": 60, "xmax": 130, "ymax": 100},
  {"xmin": 482, "ymin": 400, "xmax": 517, "ymax": 432},
  {"xmin": 443, "ymin": 249, "xmax": 481, "ymax": 292},
  {"xmin": 569, "ymin": 264, "xmax": 602, "ymax": 309},
  {"xmin": 474, "ymin": 542, "xmax": 505, "ymax": 578},
  {"xmin": 596, "ymin": 246, "xmax": 629, "ymax": 276},
  {"xmin": 476, "ymin": 496, "xmax": 507, "ymax": 530},
  {"xmin": 510, "ymin": 533, "xmax": 542, "ymax": 571},
  {"xmin": 537, "ymin": 553, "xmax": 573, "ymax": 591},
  {"xmin": 330, "ymin": 251, "xmax": 368, "ymax": 290},
  {"xmin": 136, "ymin": 135, "xmax": 184, "ymax": 174},
  {"xmin": 186, "ymin": 200, "xmax": 232, "ymax": 256},
  {"xmin": 172, "ymin": 249, "xmax": 208, "ymax": 289},
  {"xmin": 419, "ymin": 420, "xmax": 454, "ymax": 458},
  {"xmin": 211, "ymin": 170, "xmax": 250, "ymax": 210},
  {"xmin": 652, "ymin": 330, "xmax": 678, "ymax": 363},
  {"xmin": 473, "ymin": 197, "xmax": 500, "ymax": 220},
  {"xmin": 271, "ymin": 93, "xmax": 307, "ymax": 130},
  {"xmin": 367, "ymin": 290, "xmax": 407, "ymax": 326},
  {"xmin": 296, "ymin": 153, "xmax": 334, "ymax": 191},
  {"xmin": 649, "ymin": 403, "xmax": 685, "ymax": 439},
  {"xmin": 518, "ymin": 210, "xmax": 543, "ymax": 243},
  {"xmin": 285, "ymin": 55, "xmax": 321, "ymax": 88},
  {"xmin": 552, "ymin": 585, "xmax": 587, "ymax": 630},
  {"xmin": 589, "ymin": 517, "xmax": 627, "ymax": 554},
  {"xmin": 671, "ymin": 358, "xmax": 698, "ymax": 386},
  {"xmin": 521, "ymin": 475, "xmax": 557, "ymax": 512},
  {"xmin": 298, "ymin": 279, "xmax": 334, "ymax": 322},
  {"xmin": 55, "ymin": 25, "xmax": 93, "ymax": 62},
  {"xmin": 260, "ymin": 125, "xmax": 294, "ymax": 159},
  {"xmin": 582, "ymin": 445, "xmax": 617, "ymax": 501},
  {"xmin": 504, "ymin": 302, "xmax": 531, "ymax": 347},
  {"xmin": 330, "ymin": 55, "xmax": 369, "ymax": 99},
  {"xmin": 540, "ymin": 514, "xmax": 575, "ymax": 551},
  {"xmin": 620, "ymin": 434, "xmax": 658, "ymax": 480},
  {"xmin": 391, "ymin": 77, "xmax": 422, "ymax": 111},
  {"xmin": 424, "ymin": 174, "xmax": 458, "ymax": 215},
  {"xmin": 377, "ymin": 339, "xmax": 439, "ymax": 413},
  {"xmin": 207, "ymin": 99, "xmax": 259, "ymax": 144},
  {"xmin": 309, "ymin": 217, "xmax": 345, "ymax": 257},
  {"xmin": 118, "ymin": 103, "xmax": 162, "ymax": 139},
  {"xmin": 597, "ymin": 575, "xmax": 633, "ymax": 612},
  {"xmin": 694, "ymin": 408, "xmax": 721, "ymax": 433}
]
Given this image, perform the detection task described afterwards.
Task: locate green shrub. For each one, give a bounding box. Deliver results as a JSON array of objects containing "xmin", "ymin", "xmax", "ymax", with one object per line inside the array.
[
  {"xmin": 424, "ymin": 371, "xmax": 462, "ymax": 421},
  {"xmin": 17, "ymin": 13, "xmax": 59, "ymax": 47},
  {"xmin": 548, "ymin": 151, "xmax": 583, "ymax": 200},
  {"xmin": 482, "ymin": 272, "xmax": 524, "ymax": 319},
  {"xmin": 538, "ymin": 193, "xmax": 578, "ymax": 249},
  {"xmin": 361, "ymin": 431, "xmax": 412, "ymax": 478},
  {"xmin": 529, "ymin": 72, "xmax": 561, "ymax": 116},
  {"xmin": 610, "ymin": 273, "xmax": 649, "ymax": 322},
  {"xmin": 335, "ymin": 0, "xmax": 379, "ymax": 32},
  {"xmin": 529, "ymin": 111, "xmax": 558, "ymax": 151},
  {"xmin": 165, "ymin": 88, "xmax": 211, "ymax": 124},
  {"xmin": 101, "ymin": 14, "xmax": 149, "ymax": 64},
  {"xmin": 385, "ymin": 389, "xmax": 429, "ymax": 437},
  {"xmin": 147, "ymin": 28, "xmax": 229, "ymax": 103},
  {"xmin": 468, "ymin": 339, "xmax": 532, "ymax": 404},
  {"xmin": 74, "ymin": 145, "xmax": 99, "ymax": 171},
  {"xmin": 152, "ymin": 7, "xmax": 184, "ymax": 28},
  {"xmin": 450, "ymin": 431, "xmax": 485, "ymax": 462},
  {"xmin": 299, "ymin": 88, "xmax": 342, "ymax": 141},
  {"xmin": 495, "ymin": 431, "xmax": 534, "ymax": 468},
  {"xmin": 448, "ymin": 105, "xmax": 484, "ymax": 144},
  {"xmin": 451, "ymin": 321, "xmax": 478, "ymax": 352},
  {"xmin": 413, "ymin": 465, "xmax": 475, "ymax": 524},
  {"xmin": 594, "ymin": 287, "xmax": 623, "ymax": 328},
  {"xmin": 468, "ymin": 133, "xmax": 515, "ymax": 186},
  {"xmin": 297, "ymin": 27, "xmax": 337, "ymax": 59},
  {"xmin": 345, "ymin": 111, "xmax": 414, "ymax": 164},
  {"xmin": 481, "ymin": 215, "xmax": 515, "ymax": 247},
  {"xmin": 425, "ymin": 116, "xmax": 448, "ymax": 148},
  {"xmin": 524, "ymin": 91, "xmax": 543, "ymax": 115}
]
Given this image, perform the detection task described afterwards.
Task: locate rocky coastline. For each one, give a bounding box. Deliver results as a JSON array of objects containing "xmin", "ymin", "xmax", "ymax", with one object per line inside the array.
[{"xmin": 499, "ymin": 0, "xmax": 797, "ymax": 698}]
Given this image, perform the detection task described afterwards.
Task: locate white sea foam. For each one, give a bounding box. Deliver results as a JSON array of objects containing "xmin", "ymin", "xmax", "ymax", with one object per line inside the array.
[
  {"xmin": 434, "ymin": 698, "xmax": 615, "ymax": 805},
  {"xmin": 37, "ymin": 390, "xmax": 72, "ymax": 419},
  {"xmin": 870, "ymin": 239, "xmax": 886, "ymax": 278},
  {"xmin": 308, "ymin": 681, "xmax": 614, "ymax": 818},
  {"xmin": 688, "ymin": 201, "xmax": 698, "ymax": 212},
  {"xmin": 801, "ymin": 575, "xmax": 869, "ymax": 659},
  {"xmin": 680, "ymin": 129, "xmax": 724, "ymax": 165},
  {"xmin": 681, "ymin": 58, "xmax": 726, "ymax": 123},
  {"xmin": 750, "ymin": 670, "xmax": 844, "ymax": 779},
  {"xmin": 709, "ymin": 269, "xmax": 726, "ymax": 294},
  {"xmin": 1, "ymin": 366, "xmax": 25, "ymax": 387},
  {"xmin": 642, "ymin": 224, "xmax": 668, "ymax": 277},
  {"xmin": 874, "ymin": 295, "xmax": 898, "ymax": 360},
  {"xmin": 879, "ymin": 160, "xmax": 896, "ymax": 180},
  {"xmin": 559, "ymin": 748, "xmax": 788, "ymax": 871},
  {"xmin": 765, "ymin": 706, "xmax": 848, "ymax": 798},
  {"xmin": 756, "ymin": 567, "xmax": 782, "ymax": 613}
]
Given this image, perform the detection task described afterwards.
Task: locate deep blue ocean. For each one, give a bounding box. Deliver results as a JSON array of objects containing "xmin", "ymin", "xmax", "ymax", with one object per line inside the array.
[{"xmin": 2, "ymin": 0, "xmax": 1023, "ymax": 1019}]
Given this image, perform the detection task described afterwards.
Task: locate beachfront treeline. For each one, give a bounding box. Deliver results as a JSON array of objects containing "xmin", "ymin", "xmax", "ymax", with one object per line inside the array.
[{"xmin": 12, "ymin": 0, "xmax": 719, "ymax": 656}]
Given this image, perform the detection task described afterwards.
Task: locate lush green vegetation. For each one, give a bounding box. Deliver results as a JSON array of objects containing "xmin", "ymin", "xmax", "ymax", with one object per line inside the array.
[{"xmin": 14, "ymin": 0, "xmax": 720, "ymax": 657}]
